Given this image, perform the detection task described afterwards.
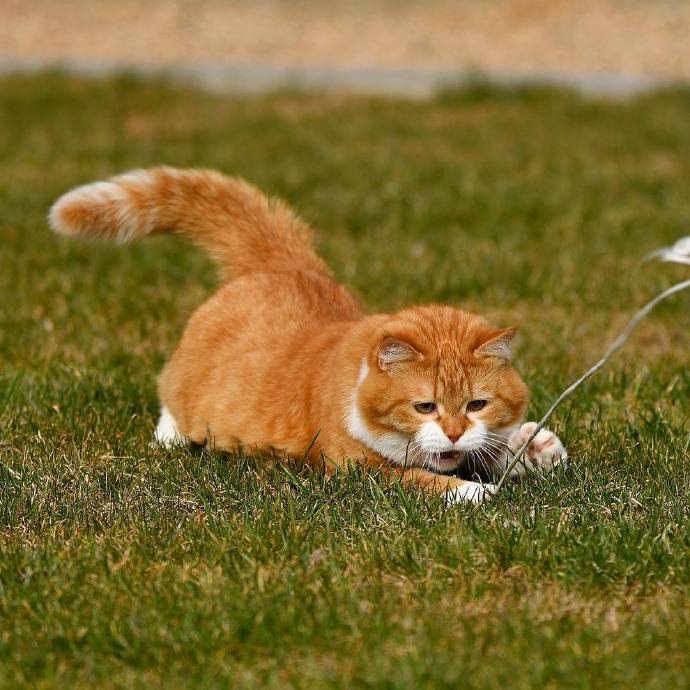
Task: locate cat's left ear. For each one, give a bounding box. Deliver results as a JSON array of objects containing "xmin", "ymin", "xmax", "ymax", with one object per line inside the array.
[
  {"xmin": 377, "ymin": 337, "xmax": 422, "ymax": 371},
  {"xmin": 475, "ymin": 327, "xmax": 518, "ymax": 361}
]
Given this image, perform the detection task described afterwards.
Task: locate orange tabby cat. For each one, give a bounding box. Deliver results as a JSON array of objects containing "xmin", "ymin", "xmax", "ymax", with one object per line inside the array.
[{"xmin": 49, "ymin": 167, "xmax": 567, "ymax": 504}]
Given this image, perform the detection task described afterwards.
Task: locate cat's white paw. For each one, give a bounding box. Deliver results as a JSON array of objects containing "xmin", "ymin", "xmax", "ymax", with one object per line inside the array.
[
  {"xmin": 445, "ymin": 481, "xmax": 497, "ymax": 506},
  {"xmin": 506, "ymin": 422, "xmax": 567, "ymax": 477}
]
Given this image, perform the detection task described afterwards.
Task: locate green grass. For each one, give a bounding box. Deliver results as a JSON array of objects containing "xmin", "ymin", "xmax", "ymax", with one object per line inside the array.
[{"xmin": 1, "ymin": 73, "xmax": 689, "ymax": 689}]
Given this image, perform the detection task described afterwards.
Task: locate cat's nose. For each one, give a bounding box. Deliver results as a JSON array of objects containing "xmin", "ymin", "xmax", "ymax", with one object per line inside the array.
[{"xmin": 446, "ymin": 432, "xmax": 461, "ymax": 443}]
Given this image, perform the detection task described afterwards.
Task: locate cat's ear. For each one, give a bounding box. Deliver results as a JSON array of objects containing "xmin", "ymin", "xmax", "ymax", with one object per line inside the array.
[
  {"xmin": 377, "ymin": 337, "xmax": 422, "ymax": 371},
  {"xmin": 475, "ymin": 327, "xmax": 517, "ymax": 361}
]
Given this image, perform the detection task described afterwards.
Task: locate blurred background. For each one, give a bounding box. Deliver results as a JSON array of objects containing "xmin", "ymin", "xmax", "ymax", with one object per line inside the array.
[{"xmin": 3, "ymin": 0, "xmax": 690, "ymax": 96}]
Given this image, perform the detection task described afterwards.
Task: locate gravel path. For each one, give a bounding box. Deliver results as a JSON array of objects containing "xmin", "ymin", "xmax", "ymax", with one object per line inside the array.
[{"xmin": 3, "ymin": 0, "xmax": 689, "ymax": 94}]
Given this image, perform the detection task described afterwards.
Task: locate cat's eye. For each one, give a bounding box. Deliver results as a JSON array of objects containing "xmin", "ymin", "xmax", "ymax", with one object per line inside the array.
[
  {"xmin": 414, "ymin": 402, "xmax": 437, "ymax": 414},
  {"xmin": 467, "ymin": 399, "xmax": 488, "ymax": 412}
]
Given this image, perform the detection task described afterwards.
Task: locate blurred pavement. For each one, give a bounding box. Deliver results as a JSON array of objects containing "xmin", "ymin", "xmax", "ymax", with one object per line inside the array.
[{"xmin": 2, "ymin": 1, "xmax": 689, "ymax": 95}]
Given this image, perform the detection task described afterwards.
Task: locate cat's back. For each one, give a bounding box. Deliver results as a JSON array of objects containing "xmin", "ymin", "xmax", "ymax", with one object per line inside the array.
[
  {"xmin": 205, "ymin": 269, "xmax": 361, "ymax": 328},
  {"xmin": 170, "ymin": 269, "xmax": 362, "ymax": 369}
]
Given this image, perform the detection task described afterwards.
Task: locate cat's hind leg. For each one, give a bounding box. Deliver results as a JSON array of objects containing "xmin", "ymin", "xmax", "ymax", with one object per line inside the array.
[{"xmin": 153, "ymin": 405, "xmax": 187, "ymax": 447}]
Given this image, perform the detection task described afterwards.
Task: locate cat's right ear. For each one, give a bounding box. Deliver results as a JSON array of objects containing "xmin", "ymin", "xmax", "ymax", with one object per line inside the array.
[
  {"xmin": 377, "ymin": 337, "xmax": 421, "ymax": 372},
  {"xmin": 474, "ymin": 327, "xmax": 518, "ymax": 361}
]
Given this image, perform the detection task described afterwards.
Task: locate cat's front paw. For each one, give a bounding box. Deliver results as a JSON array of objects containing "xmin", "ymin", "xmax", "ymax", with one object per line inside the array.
[
  {"xmin": 506, "ymin": 422, "xmax": 567, "ymax": 478},
  {"xmin": 444, "ymin": 481, "xmax": 497, "ymax": 506}
]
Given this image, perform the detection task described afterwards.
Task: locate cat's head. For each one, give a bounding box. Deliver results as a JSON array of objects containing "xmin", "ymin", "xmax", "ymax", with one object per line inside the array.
[{"xmin": 348, "ymin": 306, "xmax": 528, "ymax": 473}]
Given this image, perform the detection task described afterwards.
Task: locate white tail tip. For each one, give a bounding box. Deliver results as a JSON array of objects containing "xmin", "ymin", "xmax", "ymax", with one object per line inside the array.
[{"xmin": 48, "ymin": 171, "xmax": 151, "ymax": 242}]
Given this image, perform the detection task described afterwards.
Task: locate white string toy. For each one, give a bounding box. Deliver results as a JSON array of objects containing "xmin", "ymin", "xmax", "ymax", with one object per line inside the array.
[{"xmin": 494, "ymin": 236, "xmax": 690, "ymax": 492}]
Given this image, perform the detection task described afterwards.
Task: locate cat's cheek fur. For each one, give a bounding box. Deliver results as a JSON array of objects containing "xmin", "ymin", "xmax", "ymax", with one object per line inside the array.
[{"xmin": 346, "ymin": 361, "xmax": 411, "ymax": 464}]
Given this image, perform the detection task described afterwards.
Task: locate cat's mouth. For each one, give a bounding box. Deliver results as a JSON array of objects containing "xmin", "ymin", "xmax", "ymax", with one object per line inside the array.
[
  {"xmin": 439, "ymin": 451, "xmax": 460, "ymax": 461},
  {"xmin": 428, "ymin": 450, "xmax": 464, "ymax": 474}
]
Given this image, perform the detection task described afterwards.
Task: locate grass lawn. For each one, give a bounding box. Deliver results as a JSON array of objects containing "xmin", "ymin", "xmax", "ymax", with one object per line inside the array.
[{"xmin": 1, "ymin": 74, "xmax": 690, "ymax": 689}]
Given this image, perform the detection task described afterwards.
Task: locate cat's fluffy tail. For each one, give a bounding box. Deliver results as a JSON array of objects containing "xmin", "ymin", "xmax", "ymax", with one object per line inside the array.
[{"xmin": 49, "ymin": 167, "xmax": 330, "ymax": 278}]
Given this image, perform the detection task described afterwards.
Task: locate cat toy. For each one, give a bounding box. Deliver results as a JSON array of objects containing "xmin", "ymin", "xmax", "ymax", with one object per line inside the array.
[{"xmin": 494, "ymin": 236, "xmax": 690, "ymax": 492}]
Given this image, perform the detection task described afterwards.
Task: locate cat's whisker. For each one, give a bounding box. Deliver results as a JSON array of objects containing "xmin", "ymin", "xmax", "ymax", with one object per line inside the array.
[
  {"xmin": 483, "ymin": 439, "xmax": 509, "ymax": 456},
  {"xmin": 468, "ymin": 448, "xmax": 492, "ymax": 478},
  {"xmin": 485, "ymin": 437, "xmax": 508, "ymax": 447},
  {"xmin": 479, "ymin": 443, "xmax": 500, "ymax": 458},
  {"xmin": 391, "ymin": 439, "xmax": 430, "ymax": 468},
  {"xmin": 479, "ymin": 438, "xmax": 503, "ymax": 452},
  {"xmin": 475, "ymin": 440, "xmax": 513, "ymax": 477},
  {"xmin": 476, "ymin": 447, "xmax": 498, "ymax": 471},
  {"xmin": 483, "ymin": 441, "xmax": 508, "ymax": 457},
  {"xmin": 399, "ymin": 444, "xmax": 423, "ymax": 462},
  {"xmin": 399, "ymin": 441, "xmax": 422, "ymax": 467},
  {"xmin": 484, "ymin": 429, "xmax": 510, "ymax": 439},
  {"xmin": 483, "ymin": 433, "xmax": 510, "ymax": 445},
  {"xmin": 483, "ymin": 435, "xmax": 506, "ymax": 446},
  {"xmin": 420, "ymin": 450, "xmax": 438, "ymax": 472}
]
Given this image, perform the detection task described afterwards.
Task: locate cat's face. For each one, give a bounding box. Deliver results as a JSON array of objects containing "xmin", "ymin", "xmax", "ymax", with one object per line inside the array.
[{"xmin": 348, "ymin": 306, "xmax": 528, "ymax": 473}]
